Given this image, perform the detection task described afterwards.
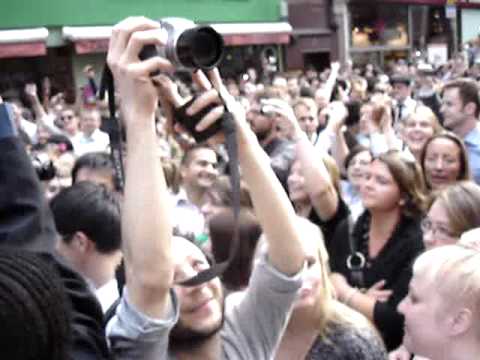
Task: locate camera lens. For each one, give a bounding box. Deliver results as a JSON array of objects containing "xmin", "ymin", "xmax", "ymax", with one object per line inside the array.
[
  {"xmin": 192, "ymin": 28, "xmax": 223, "ymax": 68},
  {"xmin": 177, "ymin": 26, "xmax": 224, "ymax": 70}
]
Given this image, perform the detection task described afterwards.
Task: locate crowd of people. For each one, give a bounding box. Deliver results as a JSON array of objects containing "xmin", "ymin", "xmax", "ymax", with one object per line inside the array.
[{"xmin": 1, "ymin": 15, "xmax": 480, "ymax": 360}]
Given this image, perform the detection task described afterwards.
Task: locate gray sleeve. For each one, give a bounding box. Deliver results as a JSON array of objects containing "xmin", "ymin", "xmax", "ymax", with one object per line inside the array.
[
  {"xmin": 106, "ymin": 288, "xmax": 179, "ymax": 360},
  {"xmin": 222, "ymin": 254, "xmax": 304, "ymax": 359}
]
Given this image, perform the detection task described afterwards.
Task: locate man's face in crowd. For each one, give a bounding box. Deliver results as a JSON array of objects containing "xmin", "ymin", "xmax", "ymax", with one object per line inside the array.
[
  {"xmin": 75, "ymin": 167, "xmax": 115, "ymax": 192},
  {"xmin": 61, "ymin": 110, "xmax": 79, "ymax": 135},
  {"xmin": 247, "ymin": 102, "xmax": 274, "ymax": 142},
  {"xmin": 294, "ymin": 103, "xmax": 318, "ymax": 138},
  {"xmin": 392, "ymin": 82, "xmax": 410, "ymax": 103},
  {"xmin": 441, "ymin": 87, "xmax": 469, "ymax": 132},
  {"xmin": 80, "ymin": 111, "xmax": 101, "ymax": 136},
  {"xmin": 181, "ymin": 148, "xmax": 218, "ymax": 191},
  {"xmin": 170, "ymin": 237, "xmax": 224, "ymax": 343}
]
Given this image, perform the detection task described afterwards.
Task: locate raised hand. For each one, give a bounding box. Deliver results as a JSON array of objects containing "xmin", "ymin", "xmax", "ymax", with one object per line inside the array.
[
  {"xmin": 106, "ymin": 16, "xmax": 174, "ymax": 125},
  {"xmin": 25, "ymin": 83, "xmax": 39, "ymax": 100}
]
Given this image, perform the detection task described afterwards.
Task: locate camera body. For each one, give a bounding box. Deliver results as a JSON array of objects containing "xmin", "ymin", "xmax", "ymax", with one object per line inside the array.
[
  {"xmin": 139, "ymin": 18, "xmax": 224, "ymax": 71},
  {"xmin": 31, "ymin": 152, "xmax": 56, "ymax": 182}
]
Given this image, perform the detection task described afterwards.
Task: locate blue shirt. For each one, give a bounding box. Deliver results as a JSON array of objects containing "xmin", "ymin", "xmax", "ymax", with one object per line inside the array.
[{"xmin": 464, "ymin": 126, "xmax": 480, "ymax": 184}]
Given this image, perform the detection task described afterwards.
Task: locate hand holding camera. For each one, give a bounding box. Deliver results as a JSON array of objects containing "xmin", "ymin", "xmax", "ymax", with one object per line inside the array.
[
  {"xmin": 107, "ymin": 17, "xmax": 175, "ymax": 126},
  {"xmin": 259, "ymin": 98, "xmax": 301, "ymax": 140}
]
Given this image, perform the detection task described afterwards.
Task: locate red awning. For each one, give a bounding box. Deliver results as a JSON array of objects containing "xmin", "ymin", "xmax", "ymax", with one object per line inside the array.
[
  {"xmin": 0, "ymin": 28, "xmax": 48, "ymax": 59},
  {"xmin": 63, "ymin": 22, "xmax": 292, "ymax": 54}
]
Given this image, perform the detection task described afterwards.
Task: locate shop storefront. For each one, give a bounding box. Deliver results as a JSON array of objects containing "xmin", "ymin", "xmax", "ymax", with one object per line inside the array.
[
  {"xmin": 0, "ymin": 0, "xmax": 291, "ymax": 100},
  {"xmin": 348, "ymin": 0, "xmax": 454, "ymax": 67},
  {"xmin": 459, "ymin": 1, "xmax": 480, "ymax": 43}
]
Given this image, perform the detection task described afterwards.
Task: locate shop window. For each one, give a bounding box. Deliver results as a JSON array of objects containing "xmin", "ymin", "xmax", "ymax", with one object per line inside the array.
[{"xmin": 350, "ymin": 4, "xmax": 409, "ymax": 48}]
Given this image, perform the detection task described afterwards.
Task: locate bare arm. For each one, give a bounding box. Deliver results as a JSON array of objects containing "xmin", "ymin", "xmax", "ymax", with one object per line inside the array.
[
  {"xmin": 262, "ymin": 98, "xmax": 340, "ymax": 221},
  {"xmin": 107, "ymin": 17, "xmax": 175, "ymax": 318},
  {"xmin": 183, "ymin": 73, "xmax": 306, "ymax": 276},
  {"xmin": 25, "ymin": 83, "xmax": 63, "ymax": 136},
  {"xmin": 322, "ymin": 62, "xmax": 341, "ymax": 102}
]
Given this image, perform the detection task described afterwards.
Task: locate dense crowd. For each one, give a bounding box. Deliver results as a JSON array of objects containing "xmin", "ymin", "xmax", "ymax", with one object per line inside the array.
[{"xmin": 1, "ymin": 16, "xmax": 480, "ymax": 360}]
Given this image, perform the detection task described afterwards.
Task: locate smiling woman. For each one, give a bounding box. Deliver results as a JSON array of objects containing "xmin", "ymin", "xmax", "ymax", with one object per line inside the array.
[
  {"xmin": 420, "ymin": 132, "xmax": 471, "ymax": 192},
  {"xmin": 403, "ymin": 106, "xmax": 441, "ymax": 162}
]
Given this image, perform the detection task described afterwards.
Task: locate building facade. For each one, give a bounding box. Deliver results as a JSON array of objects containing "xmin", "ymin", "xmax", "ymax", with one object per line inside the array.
[
  {"xmin": 284, "ymin": 0, "xmax": 339, "ymax": 70},
  {"xmin": 0, "ymin": 0, "xmax": 291, "ymax": 101}
]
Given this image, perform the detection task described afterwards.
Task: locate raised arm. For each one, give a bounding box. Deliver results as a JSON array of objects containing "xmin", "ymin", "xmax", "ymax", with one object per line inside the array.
[
  {"xmin": 24, "ymin": 83, "xmax": 63, "ymax": 136},
  {"xmin": 322, "ymin": 62, "xmax": 341, "ymax": 102},
  {"xmin": 107, "ymin": 17, "xmax": 175, "ymax": 318},
  {"xmin": 185, "ymin": 73, "xmax": 306, "ymax": 275},
  {"xmin": 263, "ymin": 98, "xmax": 340, "ymax": 221}
]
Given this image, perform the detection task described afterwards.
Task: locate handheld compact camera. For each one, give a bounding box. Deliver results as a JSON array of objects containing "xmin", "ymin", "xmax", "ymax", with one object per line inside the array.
[{"xmin": 139, "ymin": 18, "xmax": 224, "ymax": 71}]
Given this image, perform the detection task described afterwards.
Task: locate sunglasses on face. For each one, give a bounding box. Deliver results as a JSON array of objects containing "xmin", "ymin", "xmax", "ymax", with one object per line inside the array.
[{"xmin": 61, "ymin": 114, "xmax": 75, "ymax": 121}]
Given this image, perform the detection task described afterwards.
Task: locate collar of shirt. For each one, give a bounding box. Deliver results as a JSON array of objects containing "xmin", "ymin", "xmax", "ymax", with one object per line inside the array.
[
  {"xmin": 464, "ymin": 126, "xmax": 480, "ymax": 146},
  {"xmin": 171, "ymin": 187, "xmax": 192, "ymax": 206},
  {"xmin": 95, "ymin": 278, "xmax": 119, "ymax": 313}
]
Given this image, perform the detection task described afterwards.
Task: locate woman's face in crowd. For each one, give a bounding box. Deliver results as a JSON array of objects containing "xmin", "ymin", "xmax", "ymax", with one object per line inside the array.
[
  {"xmin": 287, "ymin": 161, "xmax": 309, "ymax": 204},
  {"xmin": 293, "ymin": 238, "xmax": 322, "ymax": 311},
  {"xmin": 404, "ymin": 115, "xmax": 435, "ymax": 155},
  {"xmin": 398, "ymin": 270, "xmax": 449, "ymax": 359},
  {"xmin": 422, "ymin": 199, "xmax": 458, "ymax": 250},
  {"xmin": 361, "ymin": 159, "xmax": 401, "ymax": 212},
  {"xmin": 423, "ymin": 138, "xmax": 462, "ymax": 190},
  {"xmin": 347, "ymin": 150, "xmax": 372, "ymax": 188}
]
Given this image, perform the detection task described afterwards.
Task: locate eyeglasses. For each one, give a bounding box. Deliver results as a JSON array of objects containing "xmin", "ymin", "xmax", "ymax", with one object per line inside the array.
[{"xmin": 421, "ymin": 218, "xmax": 456, "ymax": 240}]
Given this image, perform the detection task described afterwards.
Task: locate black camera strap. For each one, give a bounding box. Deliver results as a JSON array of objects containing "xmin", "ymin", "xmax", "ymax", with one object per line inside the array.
[
  {"xmin": 99, "ymin": 66, "xmax": 125, "ymax": 191},
  {"xmin": 100, "ymin": 66, "xmax": 240, "ymax": 288},
  {"xmin": 171, "ymin": 91, "xmax": 240, "ymax": 287}
]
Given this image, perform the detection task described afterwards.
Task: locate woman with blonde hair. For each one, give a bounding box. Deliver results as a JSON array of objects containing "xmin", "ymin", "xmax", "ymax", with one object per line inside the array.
[
  {"xmin": 390, "ymin": 181, "xmax": 480, "ymax": 359},
  {"xmin": 276, "ymin": 218, "xmax": 387, "ymax": 359},
  {"xmin": 422, "ymin": 181, "xmax": 480, "ymax": 249},
  {"xmin": 402, "ymin": 106, "xmax": 441, "ymax": 162},
  {"xmin": 261, "ymin": 98, "xmax": 350, "ymax": 250},
  {"xmin": 398, "ymin": 244, "xmax": 480, "ymax": 360}
]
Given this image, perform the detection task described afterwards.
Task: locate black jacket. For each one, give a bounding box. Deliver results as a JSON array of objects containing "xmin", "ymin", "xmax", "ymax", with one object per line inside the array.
[
  {"xmin": 0, "ymin": 136, "xmax": 111, "ymax": 359},
  {"xmin": 329, "ymin": 211, "xmax": 424, "ymax": 351}
]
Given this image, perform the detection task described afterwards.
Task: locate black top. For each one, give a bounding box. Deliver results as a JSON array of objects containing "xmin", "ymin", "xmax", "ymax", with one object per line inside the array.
[
  {"xmin": 329, "ymin": 211, "xmax": 424, "ymax": 351},
  {"xmin": 308, "ymin": 197, "xmax": 350, "ymax": 255},
  {"xmin": 0, "ymin": 136, "xmax": 110, "ymax": 359}
]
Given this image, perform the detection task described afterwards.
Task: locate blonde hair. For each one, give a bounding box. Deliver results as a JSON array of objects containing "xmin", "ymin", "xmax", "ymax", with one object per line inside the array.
[
  {"xmin": 293, "ymin": 97, "xmax": 318, "ymax": 115},
  {"xmin": 322, "ymin": 154, "xmax": 342, "ymax": 195},
  {"xmin": 294, "ymin": 218, "xmax": 375, "ymax": 339},
  {"xmin": 405, "ymin": 105, "xmax": 442, "ymax": 134},
  {"xmin": 433, "ymin": 181, "xmax": 480, "ymax": 238},
  {"xmin": 413, "ymin": 245, "xmax": 480, "ymax": 335}
]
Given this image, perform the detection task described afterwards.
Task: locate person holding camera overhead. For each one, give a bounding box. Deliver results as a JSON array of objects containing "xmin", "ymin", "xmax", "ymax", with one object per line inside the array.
[{"xmin": 105, "ymin": 17, "xmax": 307, "ymax": 359}]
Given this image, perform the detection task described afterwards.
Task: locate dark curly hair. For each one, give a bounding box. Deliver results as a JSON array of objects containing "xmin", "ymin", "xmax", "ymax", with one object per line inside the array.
[{"xmin": 0, "ymin": 248, "xmax": 72, "ymax": 360}]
